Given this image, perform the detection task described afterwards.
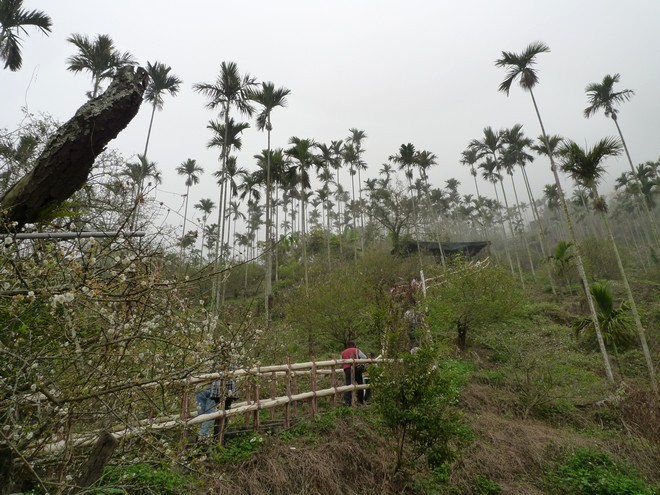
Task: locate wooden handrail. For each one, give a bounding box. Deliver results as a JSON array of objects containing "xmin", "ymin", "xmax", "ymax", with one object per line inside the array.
[{"xmin": 36, "ymin": 358, "xmax": 382, "ymax": 455}]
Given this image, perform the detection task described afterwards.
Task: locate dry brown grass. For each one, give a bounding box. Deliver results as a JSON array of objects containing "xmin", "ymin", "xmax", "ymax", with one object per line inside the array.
[
  {"xmin": 448, "ymin": 381, "xmax": 660, "ymax": 494},
  {"xmin": 197, "ymin": 381, "xmax": 658, "ymax": 494},
  {"xmin": 209, "ymin": 414, "xmax": 413, "ymax": 495}
]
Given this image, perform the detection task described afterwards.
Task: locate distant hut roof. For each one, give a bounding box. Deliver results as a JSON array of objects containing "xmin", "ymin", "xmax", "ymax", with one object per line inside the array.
[{"xmin": 398, "ymin": 240, "xmax": 490, "ymax": 258}]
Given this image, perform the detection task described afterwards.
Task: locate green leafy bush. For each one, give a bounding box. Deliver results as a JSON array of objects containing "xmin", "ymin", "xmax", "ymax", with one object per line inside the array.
[
  {"xmin": 546, "ymin": 448, "xmax": 658, "ymax": 495},
  {"xmin": 473, "ymin": 474, "xmax": 502, "ymax": 494},
  {"xmin": 211, "ymin": 433, "xmax": 265, "ymax": 462},
  {"xmin": 370, "ymin": 345, "xmax": 472, "ymax": 471},
  {"xmin": 95, "ymin": 463, "xmax": 191, "ymax": 495},
  {"xmin": 426, "ymin": 260, "xmax": 524, "ymax": 350}
]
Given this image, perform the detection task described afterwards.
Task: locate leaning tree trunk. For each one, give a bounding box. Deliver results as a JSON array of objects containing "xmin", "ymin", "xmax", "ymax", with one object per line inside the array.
[
  {"xmin": 1, "ymin": 67, "xmax": 148, "ymax": 230},
  {"xmin": 529, "ymin": 88, "xmax": 614, "ymax": 383},
  {"xmin": 591, "ymin": 186, "xmax": 657, "ymax": 394}
]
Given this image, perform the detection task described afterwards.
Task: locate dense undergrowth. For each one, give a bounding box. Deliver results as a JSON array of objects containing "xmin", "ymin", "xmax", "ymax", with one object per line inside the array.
[
  {"xmin": 86, "ymin": 293, "xmax": 658, "ymax": 495},
  {"xmin": 5, "ymin": 246, "xmax": 659, "ymax": 494}
]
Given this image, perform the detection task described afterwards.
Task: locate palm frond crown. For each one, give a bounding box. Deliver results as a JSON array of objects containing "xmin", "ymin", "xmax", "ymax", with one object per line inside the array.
[{"xmin": 495, "ymin": 41, "xmax": 550, "ymax": 95}]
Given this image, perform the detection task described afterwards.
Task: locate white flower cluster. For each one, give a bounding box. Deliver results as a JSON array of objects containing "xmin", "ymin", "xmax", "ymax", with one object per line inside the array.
[{"xmin": 51, "ymin": 292, "xmax": 75, "ymax": 308}]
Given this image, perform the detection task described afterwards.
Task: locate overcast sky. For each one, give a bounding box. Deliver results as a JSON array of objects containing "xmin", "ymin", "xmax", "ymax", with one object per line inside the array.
[{"xmin": 2, "ymin": 0, "xmax": 659, "ymax": 232}]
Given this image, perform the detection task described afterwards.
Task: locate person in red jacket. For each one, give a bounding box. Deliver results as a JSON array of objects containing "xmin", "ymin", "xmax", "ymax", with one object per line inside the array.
[{"xmin": 341, "ymin": 341, "xmax": 367, "ymax": 406}]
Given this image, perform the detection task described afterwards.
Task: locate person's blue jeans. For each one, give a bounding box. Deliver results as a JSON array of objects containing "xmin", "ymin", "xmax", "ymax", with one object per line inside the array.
[
  {"xmin": 195, "ymin": 388, "xmax": 216, "ymax": 438},
  {"xmin": 343, "ymin": 367, "xmax": 364, "ymax": 406}
]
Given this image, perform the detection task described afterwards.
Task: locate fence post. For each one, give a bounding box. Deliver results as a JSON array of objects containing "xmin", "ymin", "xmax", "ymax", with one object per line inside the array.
[
  {"xmin": 243, "ymin": 375, "xmax": 252, "ymax": 425},
  {"xmin": 292, "ymin": 365, "xmax": 298, "ymax": 418},
  {"xmin": 284, "ymin": 357, "xmax": 292, "ymax": 428},
  {"xmin": 331, "ymin": 360, "xmax": 337, "ymax": 410},
  {"xmin": 310, "ymin": 358, "xmax": 317, "ymax": 419},
  {"xmin": 270, "ymin": 371, "xmax": 276, "ymax": 421},
  {"xmin": 252, "ymin": 365, "xmax": 261, "ymax": 432},
  {"xmin": 351, "ymin": 361, "xmax": 357, "ymax": 406},
  {"xmin": 215, "ymin": 410, "xmax": 227, "ymax": 446}
]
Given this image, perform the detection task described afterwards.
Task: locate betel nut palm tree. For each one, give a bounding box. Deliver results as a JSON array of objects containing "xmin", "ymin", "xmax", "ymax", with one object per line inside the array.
[
  {"xmin": 559, "ymin": 138, "xmax": 657, "ymax": 392},
  {"xmin": 346, "ymin": 128, "xmax": 368, "ymax": 256},
  {"xmin": 285, "ymin": 137, "xmax": 315, "ymax": 291},
  {"xmin": 495, "ymin": 41, "xmax": 615, "ymax": 383},
  {"xmin": 471, "ymin": 129, "xmax": 518, "ymax": 279},
  {"xmin": 176, "ymin": 159, "xmax": 204, "ymax": 256},
  {"xmin": 247, "ymin": 81, "xmax": 291, "ymax": 322},
  {"xmin": 66, "ymin": 33, "xmax": 136, "ymax": 98},
  {"xmin": 389, "ymin": 143, "xmax": 427, "ymax": 270},
  {"xmin": 143, "ymin": 61, "xmax": 182, "ymax": 158},
  {"xmin": 194, "ymin": 61, "xmax": 256, "ymax": 311},
  {"xmin": 474, "ymin": 127, "xmax": 527, "ymax": 285},
  {"xmin": 195, "ymin": 198, "xmax": 215, "ymax": 261},
  {"xmin": 0, "ymin": 0, "xmax": 51, "ymax": 71},
  {"xmin": 584, "ymin": 73, "xmax": 660, "ymax": 247}
]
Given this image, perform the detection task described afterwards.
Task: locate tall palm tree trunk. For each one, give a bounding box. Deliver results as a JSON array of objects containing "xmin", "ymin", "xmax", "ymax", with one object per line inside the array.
[
  {"xmin": 301, "ymin": 187, "xmax": 309, "ymax": 292},
  {"xmin": 350, "ymin": 169, "xmax": 358, "ymax": 262},
  {"xmin": 358, "ymin": 168, "xmax": 365, "ymax": 255},
  {"xmin": 509, "ymin": 174, "xmax": 537, "ymax": 280},
  {"xmin": 612, "ymin": 117, "xmax": 660, "ymax": 247},
  {"xmin": 218, "ymin": 117, "xmax": 233, "ymax": 307},
  {"xmin": 529, "ymin": 88, "xmax": 614, "ymax": 383},
  {"xmin": 493, "ymin": 182, "xmax": 516, "ymax": 275},
  {"xmin": 200, "ymin": 220, "xmax": 207, "ymax": 261},
  {"xmin": 265, "ymin": 128, "xmax": 273, "ymax": 322},
  {"xmin": 335, "ymin": 169, "xmax": 343, "ymax": 254},
  {"xmin": 591, "ymin": 186, "xmax": 657, "ymax": 393},
  {"xmin": 407, "ymin": 171, "xmax": 424, "ymax": 272},
  {"xmin": 472, "ymin": 168, "xmax": 490, "ymax": 240},
  {"xmin": 326, "ymin": 201, "xmax": 332, "ymax": 270},
  {"xmin": 180, "ymin": 184, "xmax": 190, "ymax": 258},
  {"xmin": 143, "ymin": 104, "xmax": 157, "ymax": 158},
  {"xmin": 275, "ymin": 188, "xmax": 280, "ymax": 282},
  {"xmin": 625, "ymin": 218, "xmax": 649, "ymax": 273},
  {"xmin": 499, "ymin": 179, "xmax": 525, "ymax": 288},
  {"xmin": 423, "ymin": 177, "xmax": 447, "ymax": 272},
  {"xmin": 211, "ymin": 174, "xmax": 225, "ymax": 312},
  {"xmin": 519, "ymin": 166, "xmax": 557, "ymax": 295}
]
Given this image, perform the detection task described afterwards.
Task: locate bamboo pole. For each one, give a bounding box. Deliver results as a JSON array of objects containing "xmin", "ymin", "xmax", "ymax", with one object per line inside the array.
[
  {"xmin": 243, "ymin": 378, "xmax": 252, "ymax": 426},
  {"xmin": 331, "ymin": 364, "xmax": 337, "ymax": 409},
  {"xmin": 285, "ymin": 357, "xmax": 292, "ymax": 428},
  {"xmin": 253, "ymin": 366, "xmax": 261, "ymax": 432},
  {"xmin": 39, "ymin": 383, "xmax": 371, "ymax": 454},
  {"xmin": 292, "ymin": 366, "xmax": 298, "ymax": 418},
  {"xmin": 350, "ymin": 363, "xmax": 356, "ymax": 406},
  {"xmin": 269, "ymin": 371, "xmax": 276, "ymax": 421},
  {"xmin": 311, "ymin": 359, "xmax": 317, "ymax": 419}
]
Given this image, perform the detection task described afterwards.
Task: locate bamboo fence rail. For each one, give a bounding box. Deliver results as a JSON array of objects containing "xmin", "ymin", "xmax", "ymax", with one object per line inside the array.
[{"xmin": 37, "ymin": 358, "xmax": 381, "ymax": 455}]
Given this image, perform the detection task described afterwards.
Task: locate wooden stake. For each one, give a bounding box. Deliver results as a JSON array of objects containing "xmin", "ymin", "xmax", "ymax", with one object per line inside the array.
[
  {"xmin": 311, "ymin": 358, "xmax": 317, "ymax": 419},
  {"xmin": 269, "ymin": 371, "xmax": 276, "ymax": 420},
  {"xmin": 284, "ymin": 357, "xmax": 292, "ymax": 428},
  {"xmin": 252, "ymin": 366, "xmax": 261, "ymax": 432}
]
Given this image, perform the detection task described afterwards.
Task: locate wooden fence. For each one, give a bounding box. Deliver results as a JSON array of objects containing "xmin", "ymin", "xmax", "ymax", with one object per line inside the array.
[{"xmin": 40, "ymin": 357, "xmax": 380, "ymax": 454}]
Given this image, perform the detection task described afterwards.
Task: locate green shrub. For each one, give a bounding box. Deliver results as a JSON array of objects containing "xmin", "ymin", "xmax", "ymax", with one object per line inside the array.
[
  {"xmin": 370, "ymin": 345, "xmax": 472, "ymax": 471},
  {"xmin": 473, "ymin": 474, "xmax": 502, "ymax": 495},
  {"xmin": 545, "ymin": 448, "xmax": 658, "ymax": 495},
  {"xmin": 95, "ymin": 463, "xmax": 191, "ymax": 495},
  {"xmin": 412, "ymin": 463, "xmax": 458, "ymax": 495},
  {"xmin": 211, "ymin": 433, "xmax": 265, "ymax": 462},
  {"xmin": 426, "ymin": 260, "xmax": 524, "ymax": 351}
]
